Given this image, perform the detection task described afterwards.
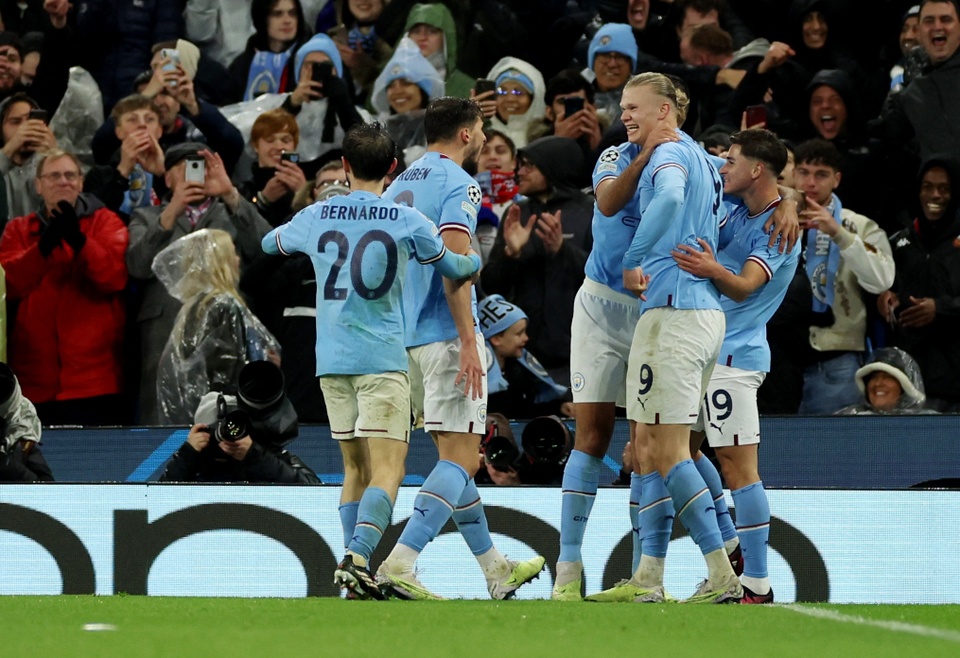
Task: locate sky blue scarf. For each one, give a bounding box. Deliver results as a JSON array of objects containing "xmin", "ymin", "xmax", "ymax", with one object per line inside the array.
[{"xmin": 805, "ymin": 193, "xmax": 844, "ymax": 313}]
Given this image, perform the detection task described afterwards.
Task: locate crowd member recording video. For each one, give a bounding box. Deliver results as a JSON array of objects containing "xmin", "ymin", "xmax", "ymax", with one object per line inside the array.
[
  {"xmin": 159, "ymin": 360, "xmax": 320, "ymax": 483},
  {"xmin": 0, "ymin": 362, "xmax": 53, "ymax": 482},
  {"xmin": 478, "ymin": 413, "xmax": 573, "ymax": 486}
]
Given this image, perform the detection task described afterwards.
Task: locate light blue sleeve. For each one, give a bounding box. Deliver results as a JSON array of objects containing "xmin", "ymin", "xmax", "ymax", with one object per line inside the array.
[
  {"xmin": 622, "ymin": 164, "xmax": 687, "ymax": 268},
  {"xmin": 439, "ymin": 176, "xmax": 480, "ymax": 234},
  {"xmin": 261, "ymin": 210, "xmax": 312, "ymax": 256},
  {"xmin": 747, "ymin": 226, "xmax": 796, "ymax": 281},
  {"xmin": 408, "ymin": 208, "xmax": 480, "ymax": 279}
]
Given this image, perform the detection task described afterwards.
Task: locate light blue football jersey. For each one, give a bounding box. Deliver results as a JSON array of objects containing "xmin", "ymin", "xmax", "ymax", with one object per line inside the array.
[
  {"xmin": 624, "ymin": 131, "xmax": 724, "ymax": 312},
  {"xmin": 716, "ymin": 198, "xmax": 799, "ymax": 372},
  {"xmin": 585, "ymin": 142, "xmax": 644, "ymax": 296},
  {"xmin": 261, "ymin": 190, "xmax": 479, "ymax": 376},
  {"xmin": 384, "ymin": 151, "xmax": 483, "ymax": 348}
]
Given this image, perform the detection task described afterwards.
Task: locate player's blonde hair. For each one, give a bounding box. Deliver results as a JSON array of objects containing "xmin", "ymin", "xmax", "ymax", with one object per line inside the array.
[{"xmin": 625, "ymin": 72, "xmax": 690, "ymax": 126}]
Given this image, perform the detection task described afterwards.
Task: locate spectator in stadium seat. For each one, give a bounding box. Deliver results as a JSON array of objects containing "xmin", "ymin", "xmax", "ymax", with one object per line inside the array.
[
  {"xmin": 400, "ymin": 3, "xmax": 474, "ymax": 99},
  {"xmin": 239, "ymin": 107, "xmax": 307, "ymax": 227},
  {"xmin": 275, "ymin": 33, "xmax": 365, "ymax": 168},
  {"xmin": 526, "ymin": 68, "xmax": 607, "ymax": 184},
  {"xmin": 126, "ymin": 142, "xmax": 272, "ymax": 425},
  {"xmin": 184, "ymin": 0, "xmax": 256, "ymax": 71},
  {"xmin": 369, "ymin": 37, "xmax": 444, "ymax": 165},
  {"xmin": 152, "ymin": 228, "xmax": 280, "ymax": 425},
  {"xmin": 481, "ymin": 136, "xmax": 593, "ymax": 387},
  {"xmin": 485, "ymin": 56, "xmax": 545, "ymax": 151},
  {"xmin": 587, "ymin": 23, "xmax": 638, "ymax": 122},
  {"xmin": 478, "ymin": 294, "xmax": 573, "ymax": 421},
  {"xmin": 0, "ymin": 150, "xmax": 129, "ymax": 425},
  {"xmin": 83, "ymin": 94, "xmax": 165, "ymax": 222},
  {"xmin": 328, "ymin": 0, "xmax": 394, "ymax": 106},
  {"xmin": 792, "ymin": 139, "xmax": 895, "ymax": 415},
  {"xmin": 0, "ymin": 92, "xmax": 56, "ymax": 224},
  {"xmin": 90, "ymin": 60, "xmax": 246, "ymax": 178},
  {"xmin": 877, "ymin": 156, "xmax": 960, "ymax": 412},
  {"xmin": 836, "ymin": 347, "xmax": 935, "ymax": 415},
  {"xmin": 228, "ymin": 0, "xmax": 312, "ymax": 102}
]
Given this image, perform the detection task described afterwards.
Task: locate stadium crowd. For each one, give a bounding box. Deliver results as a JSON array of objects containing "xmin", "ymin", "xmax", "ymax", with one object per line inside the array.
[{"xmin": 0, "ymin": 0, "xmax": 955, "ymax": 429}]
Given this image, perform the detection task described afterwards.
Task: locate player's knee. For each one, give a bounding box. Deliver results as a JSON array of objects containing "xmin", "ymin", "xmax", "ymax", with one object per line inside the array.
[{"xmin": 573, "ymin": 428, "xmax": 611, "ymax": 458}]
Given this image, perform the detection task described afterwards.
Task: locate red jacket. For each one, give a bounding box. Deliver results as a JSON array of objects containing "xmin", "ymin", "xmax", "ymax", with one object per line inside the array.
[{"xmin": 0, "ymin": 198, "xmax": 129, "ymax": 403}]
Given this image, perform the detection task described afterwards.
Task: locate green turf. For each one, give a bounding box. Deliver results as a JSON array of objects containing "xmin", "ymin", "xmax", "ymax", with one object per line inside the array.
[{"xmin": 4, "ymin": 597, "xmax": 959, "ymax": 657}]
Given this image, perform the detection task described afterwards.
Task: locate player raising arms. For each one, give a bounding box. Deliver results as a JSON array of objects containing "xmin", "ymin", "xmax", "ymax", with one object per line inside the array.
[{"xmin": 261, "ymin": 123, "xmax": 482, "ymax": 600}]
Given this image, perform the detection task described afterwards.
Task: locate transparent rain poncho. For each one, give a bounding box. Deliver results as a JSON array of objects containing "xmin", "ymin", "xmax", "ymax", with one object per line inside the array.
[
  {"xmin": 152, "ymin": 229, "xmax": 280, "ymax": 425},
  {"xmin": 836, "ymin": 347, "xmax": 934, "ymax": 415}
]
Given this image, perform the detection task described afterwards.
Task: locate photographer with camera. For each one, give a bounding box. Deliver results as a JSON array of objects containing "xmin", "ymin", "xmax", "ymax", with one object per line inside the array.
[
  {"xmin": 160, "ymin": 360, "xmax": 319, "ymax": 483},
  {"xmin": 0, "ymin": 362, "xmax": 53, "ymax": 482},
  {"xmin": 479, "ymin": 413, "xmax": 573, "ymax": 486}
]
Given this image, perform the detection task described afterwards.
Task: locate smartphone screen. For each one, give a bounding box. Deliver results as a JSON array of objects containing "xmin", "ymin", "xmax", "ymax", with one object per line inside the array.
[{"xmin": 281, "ymin": 152, "xmax": 300, "ymax": 163}]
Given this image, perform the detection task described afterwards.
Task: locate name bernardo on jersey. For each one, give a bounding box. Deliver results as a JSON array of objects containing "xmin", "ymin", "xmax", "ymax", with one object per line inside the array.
[{"xmin": 317, "ymin": 204, "xmax": 401, "ymax": 221}]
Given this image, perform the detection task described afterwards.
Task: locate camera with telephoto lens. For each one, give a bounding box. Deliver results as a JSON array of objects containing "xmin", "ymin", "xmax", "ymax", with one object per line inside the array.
[
  {"xmin": 481, "ymin": 417, "xmax": 520, "ymax": 472},
  {"xmin": 209, "ymin": 395, "xmax": 251, "ymax": 443}
]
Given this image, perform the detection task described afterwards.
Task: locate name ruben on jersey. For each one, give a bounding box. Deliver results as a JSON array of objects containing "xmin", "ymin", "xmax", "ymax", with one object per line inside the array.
[{"xmin": 317, "ymin": 204, "xmax": 401, "ymax": 221}]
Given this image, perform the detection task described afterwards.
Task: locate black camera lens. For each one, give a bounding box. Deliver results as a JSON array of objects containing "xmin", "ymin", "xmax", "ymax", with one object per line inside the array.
[
  {"xmin": 521, "ymin": 416, "xmax": 571, "ymax": 464},
  {"xmin": 213, "ymin": 409, "xmax": 250, "ymax": 442},
  {"xmin": 483, "ymin": 435, "xmax": 520, "ymax": 472}
]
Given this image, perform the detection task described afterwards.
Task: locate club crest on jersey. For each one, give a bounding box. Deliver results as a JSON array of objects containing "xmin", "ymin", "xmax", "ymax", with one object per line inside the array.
[
  {"xmin": 477, "ymin": 403, "xmax": 487, "ymax": 424},
  {"xmin": 571, "ymin": 372, "xmax": 585, "ymax": 392},
  {"xmin": 467, "ymin": 184, "xmax": 482, "ymax": 206},
  {"xmin": 599, "ymin": 149, "xmax": 620, "ymax": 164}
]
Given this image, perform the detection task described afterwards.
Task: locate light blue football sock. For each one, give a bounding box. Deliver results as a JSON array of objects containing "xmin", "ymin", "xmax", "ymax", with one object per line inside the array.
[
  {"xmin": 695, "ymin": 455, "xmax": 738, "ymax": 543},
  {"xmin": 558, "ymin": 450, "xmax": 602, "ymax": 563},
  {"xmin": 452, "ymin": 479, "xmax": 493, "ymax": 556},
  {"xmin": 398, "ymin": 460, "xmax": 469, "ymax": 552},
  {"xmin": 664, "ymin": 459, "xmax": 723, "ymax": 556},
  {"xmin": 732, "ymin": 481, "xmax": 771, "ymax": 579},
  {"xmin": 629, "ymin": 473, "xmax": 642, "ymax": 572},
  {"xmin": 338, "ymin": 501, "xmax": 360, "ymax": 551},
  {"xmin": 638, "ymin": 471, "xmax": 674, "ymax": 558},
  {"xmin": 346, "ymin": 487, "xmax": 393, "ymax": 562}
]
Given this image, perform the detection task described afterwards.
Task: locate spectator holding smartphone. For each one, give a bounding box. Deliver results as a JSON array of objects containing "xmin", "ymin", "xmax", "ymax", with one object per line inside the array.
[
  {"xmin": 125, "ymin": 143, "xmax": 272, "ymax": 424},
  {"xmin": 239, "ymin": 107, "xmax": 307, "ymax": 226},
  {"xmin": 527, "ymin": 68, "xmax": 607, "ymax": 188},
  {"xmin": 0, "ymin": 92, "xmax": 57, "ymax": 224},
  {"xmin": 485, "ymin": 56, "xmax": 545, "ymax": 150},
  {"xmin": 278, "ymin": 33, "xmax": 365, "ymax": 166}
]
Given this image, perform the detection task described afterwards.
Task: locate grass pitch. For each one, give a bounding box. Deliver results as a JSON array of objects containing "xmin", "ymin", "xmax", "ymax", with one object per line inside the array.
[{"xmin": 5, "ymin": 597, "xmax": 959, "ymax": 657}]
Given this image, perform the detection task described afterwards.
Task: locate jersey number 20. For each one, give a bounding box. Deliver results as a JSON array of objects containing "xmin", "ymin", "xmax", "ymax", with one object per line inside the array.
[{"xmin": 317, "ymin": 229, "xmax": 398, "ymax": 301}]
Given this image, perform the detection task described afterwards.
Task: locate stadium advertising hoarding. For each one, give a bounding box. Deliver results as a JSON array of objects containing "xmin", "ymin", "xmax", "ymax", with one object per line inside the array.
[{"xmin": 0, "ymin": 486, "xmax": 956, "ymax": 603}]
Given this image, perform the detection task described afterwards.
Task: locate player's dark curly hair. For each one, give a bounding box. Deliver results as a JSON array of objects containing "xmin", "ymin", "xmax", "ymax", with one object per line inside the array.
[
  {"xmin": 730, "ymin": 129, "xmax": 788, "ymax": 178},
  {"xmin": 342, "ymin": 122, "xmax": 397, "ymax": 181},
  {"xmin": 424, "ymin": 97, "xmax": 483, "ymax": 144}
]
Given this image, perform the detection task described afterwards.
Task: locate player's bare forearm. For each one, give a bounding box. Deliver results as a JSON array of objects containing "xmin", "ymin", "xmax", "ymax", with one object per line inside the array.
[{"xmin": 713, "ymin": 261, "xmax": 768, "ymax": 303}]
